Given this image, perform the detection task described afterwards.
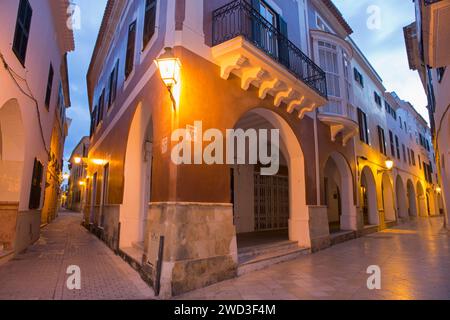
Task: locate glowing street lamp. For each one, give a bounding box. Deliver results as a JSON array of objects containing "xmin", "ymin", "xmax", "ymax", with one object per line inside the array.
[
  {"xmin": 155, "ymin": 47, "xmax": 181, "ymax": 110},
  {"xmin": 79, "ymin": 181, "xmax": 86, "ymax": 186},
  {"xmin": 385, "ymin": 158, "xmax": 394, "ymax": 170},
  {"xmin": 378, "ymin": 158, "xmax": 394, "ymax": 174},
  {"xmin": 436, "ymin": 186, "xmax": 442, "ymax": 193},
  {"xmin": 74, "ymin": 156, "xmax": 82, "ymax": 164}
]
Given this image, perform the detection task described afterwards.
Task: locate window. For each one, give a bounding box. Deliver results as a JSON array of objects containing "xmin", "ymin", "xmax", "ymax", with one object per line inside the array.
[
  {"xmin": 374, "ymin": 92, "xmax": 382, "ymax": 106},
  {"xmin": 399, "ymin": 116, "xmax": 403, "ymax": 129},
  {"xmin": 318, "ymin": 42, "xmax": 340, "ymax": 98},
  {"xmin": 402, "ymin": 144, "xmax": 407, "ymax": 163},
  {"xmin": 29, "ymin": 158, "xmax": 43, "ymax": 209},
  {"xmin": 316, "ymin": 15, "xmax": 327, "ymax": 31},
  {"xmin": 395, "ymin": 135, "xmax": 400, "ymax": 160},
  {"xmin": 143, "ymin": 0, "xmax": 157, "ymax": 48},
  {"xmin": 377, "ymin": 126, "xmax": 387, "ymax": 155},
  {"xmin": 419, "ymin": 155, "xmax": 421, "ymax": 169},
  {"xmin": 125, "ymin": 21, "xmax": 137, "ymax": 79},
  {"xmin": 108, "ymin": 60, "xmax": 119, "ymax": 109},
  {"xmin": 44, "ymin": 64, "xmax": 54, "ymax": 109},
  {"xmin": 358, "ymin": 108, "xmax": 369, "ymax": 144},
  {"xmin": 411, "ymin": 150, "xmax": 416, "ymax": 166},
  {"xmin": 97, "ymin": 89, "xmax": 105, "ymax": 124},
  {"xmin": 13, "ymin": 0, "xmax": 33, "ymax": 65},
  {"xmin": 389, "ymin": 130, "xmax": 395, "ymax": 157},
  {"xmin": 354, "ymin": 68, "xmax": 364, "ymax": 87},
  {"xmin": 407, "ymin": 148, "xmax": 411, "ymax": 165}
]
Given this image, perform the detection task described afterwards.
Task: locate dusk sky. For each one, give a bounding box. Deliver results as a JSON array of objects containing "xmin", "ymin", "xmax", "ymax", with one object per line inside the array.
[{"xmin": 63, "ymin": 0, "xmax": 427, "ymax": 168}]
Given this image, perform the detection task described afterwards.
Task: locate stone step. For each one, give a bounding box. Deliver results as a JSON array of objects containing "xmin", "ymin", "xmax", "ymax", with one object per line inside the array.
[
  {"xmin": 132, "ymin": 241, "xmax": 145, "ymax": 251},
  {"xmin": 238, "ymin": 240, "xmax": 299, "ymax": 261},
  {"xmin": 330, "ymin": 230, "xmax": 357, "ymax": 246},
  {"xmin": 120, "ymin": 246, "xmax": 144, "ymax": 269},
  {"xmin": 238, "ymin": 245, "xmax": 309, "ymax": 276}
]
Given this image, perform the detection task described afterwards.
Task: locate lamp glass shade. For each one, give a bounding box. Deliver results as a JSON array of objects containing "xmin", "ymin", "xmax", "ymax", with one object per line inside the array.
[
  {"xmin": 156, "ymin": 58, "xmax": 181, "ymax": 87},
  {"xmin": 385, "ymin": 159, "xmax": 394, "ymax": 170}
]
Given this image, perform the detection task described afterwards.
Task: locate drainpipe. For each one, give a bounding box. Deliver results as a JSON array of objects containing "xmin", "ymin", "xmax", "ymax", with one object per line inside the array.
[{"xmin": 314, "ymin": 109, "xmax": 321, "ymax": 205}]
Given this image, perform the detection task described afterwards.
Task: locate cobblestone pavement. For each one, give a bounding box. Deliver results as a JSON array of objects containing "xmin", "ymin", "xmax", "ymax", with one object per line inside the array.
[
  {"xmin": 0, "ymin": 211, "xmax": 154, "ymax": 300},
  {"xmin": 178, "ymin": 217, "xmax": 450, "ymax": 300}
]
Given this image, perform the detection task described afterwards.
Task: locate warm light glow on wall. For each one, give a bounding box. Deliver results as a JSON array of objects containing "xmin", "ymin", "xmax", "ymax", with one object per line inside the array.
[
  {"xmin": 79, "ymin": 181, "xmax": 86, "ymax": 186},
  {"xmin": 91, "ymin": 159, "xmax": 107, "ymax": 166},
  {"xmin": 436, "ymin": 186, "xmax": 442, "ymax": 193},
  {"xmin": 74, "ymin": 157, "xmax": 82, "ymax": 164}
]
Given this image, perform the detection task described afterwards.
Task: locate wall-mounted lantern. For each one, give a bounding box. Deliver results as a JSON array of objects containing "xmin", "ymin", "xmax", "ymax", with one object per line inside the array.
[
  {"xmin": 378, "ymin": 158, "xmax": 394, "ymax": 174},
  {"xmin": 155, "ymin": 47, "xmax": 181, "ymax": 110}
]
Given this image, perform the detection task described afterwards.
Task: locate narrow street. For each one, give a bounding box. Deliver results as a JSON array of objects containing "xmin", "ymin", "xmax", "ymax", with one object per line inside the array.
[
  {"xmin": 1, "ymin": 211, "xmax": 449, "ymax": 300},
  {"xmin": 0, "ymin": 211, "xmax": 154, "ymax": 300},
  {"xmin": 178, "ymin": 217, "xmax": 450, "ymax": 300}
]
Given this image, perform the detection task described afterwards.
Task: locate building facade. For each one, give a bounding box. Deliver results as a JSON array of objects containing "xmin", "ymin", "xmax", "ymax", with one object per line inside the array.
[
  {"xmin": 67, "ymin": 136, "xmax": 90, "ymax": 212},
  {"xmin": 85, "ymin": 0, "xmax": 438, "ymax": 297},
  {"xmin": 0, "ymin": 0, "xmax": 73, "ymax": 261},
  {"xmin": 404, "ymin": 0, "xmax": 450, "ymax": 228}
]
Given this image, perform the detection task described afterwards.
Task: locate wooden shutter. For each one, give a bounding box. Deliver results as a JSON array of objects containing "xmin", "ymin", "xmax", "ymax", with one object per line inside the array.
[
  {"xmin": 125, "ymin": 21, "xmax": 137, "ymax": 78},
  {"xmin": 13, "ymin": 0, "xmax": 33, "ymax": 65},
  {"xmin": 143, "ymin": 0, "xmax": 157, "ymax": 48},
  {"xmin": 45, "ymin": 64, "xmax": 54, "ymax": 109},
  {"xmin": 278, "ymin": 17, "xmax": 289, "ymax": 68},
  {"xmin": 29, "ymin": 158, "xmax": 43, "ymax": 209}
]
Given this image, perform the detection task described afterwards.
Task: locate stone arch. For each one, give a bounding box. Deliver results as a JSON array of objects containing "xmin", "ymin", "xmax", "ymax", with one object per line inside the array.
[
  {"xmin": 231, "ymin": 107, "xmax": 309, "ymax": 247},
  {"xmin": 323, "ymin": 152, "xmax": 356, "ymax": 232},
  {"xmin": 360, "ymin": 166, "xmax": 378, "ymax": 226},
  {"xmin": 407, "ymin": 179, "xmax": 417, "ymax": 217},
  {"xmin": 121, "ymin": 102, "xmax": 153, "ymax": 248},
  {"xmin": 416, "ymin": 181, "xmax": 427, "ymax": 217},
  {"xmin": 0, "ymin": 98, "xmax": 25, "ymax": 202},
  {"xmin": 395, "ymin": 175, "xmax": 408, "ymax": 219},
  {"xmin": 382, "ymin": 172, "xmax": 396, "ymax": 222}
]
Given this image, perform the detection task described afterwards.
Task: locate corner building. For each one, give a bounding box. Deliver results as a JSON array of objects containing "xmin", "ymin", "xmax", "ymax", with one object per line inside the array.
[{"xmin": 85, "ymin": 0, "xmax": 439, "ymax": 297}]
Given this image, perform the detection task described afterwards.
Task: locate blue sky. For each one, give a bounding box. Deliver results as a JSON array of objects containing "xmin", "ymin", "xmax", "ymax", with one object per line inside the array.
[
  {"xmin": 63, "ymin": 0, "xmax": 427, "ymax": 168},
  {"xmin": 65, "ymin": 0, "xmax": 107, "ymax": 165}
]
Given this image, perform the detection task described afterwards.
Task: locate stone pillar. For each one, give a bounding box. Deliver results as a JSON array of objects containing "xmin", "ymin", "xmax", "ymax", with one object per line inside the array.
[
  {"xmin": 143, "ymin": 202, "xmax": 237, "ymax": 298},
  {"xmin": 306, "ymin": 205, "xmax": 330, "ymax": 251}
]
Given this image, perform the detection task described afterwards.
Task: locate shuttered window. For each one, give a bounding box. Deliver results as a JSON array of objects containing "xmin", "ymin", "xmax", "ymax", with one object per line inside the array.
[
  {"xmin": 13, "ymin": 0, "xmax": 32, "ymax": 65},
  {"xmin": 125, "ymin": 21, "xmax": 137, "ymax": 79},
  {"xmin": 143, "ymin": 0, "xmax": 157, "ymax": 48},
  {"xmin": 357, "ymin": 108, "xmax": 369, "ymax": 144},
  {"xmin": 29, "ymin": 158, "xmax": 43, "ymax": 209},
  {"xmin": 45, "ymin": 64, "xmax": 54, "ymax": 109},
  {"xmin": 377, "ymin": 126, "xmax": 387, "ymax": 155},
  {"xmin": 108, "ymin": 60, "xmax": 119, "ymax": 109}
]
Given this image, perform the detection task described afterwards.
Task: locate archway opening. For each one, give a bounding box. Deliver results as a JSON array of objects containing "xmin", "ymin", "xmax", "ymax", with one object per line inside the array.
[
  {"xmin": 121, "ymin": 103, "xmax": 153, "ymax": 250},
  {"xmin": 382, "ymin": 172, "xmax": 396, "ymax": 222},
  {"xmin": 360, "ymin": 166, "xmax": 378, "ymax": 226},
  {"xmin": 395, "ymin": 175, "xmax": 408, "ymax": 219},
  {"xmin": 0, "ymin": 98, "xmax": 25, "ymax": 251},
  {"xmin": 407, "ymin": 180, "xmax": 417, "ymax": 217},
  {"xmin": 231, "ymin": 108, "xmax": 309, "ymax": 252},
  {"xmin": 0, "ymin": 99, "xmax": 25, "ymax": 203},
  {"xmin": 416, "ymin": 181, "xmax": 427, "ymax": 217},
  {"xmin": 323, "ymin": 153, "xmax": 355, "ymax": 233}
]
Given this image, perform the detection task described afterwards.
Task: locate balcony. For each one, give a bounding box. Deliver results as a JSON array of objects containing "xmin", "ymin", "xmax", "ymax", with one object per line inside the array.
[
  {"xmin": 211, "ymin": 0, "xmax": 328, "ymax": 119},
  {"xmin": 318, "ymin": 101, "xmax": 359, "ymax": 146},
  {"xmin": 421, "ymin": 0, "xmax": 450, "ymax": 67}
]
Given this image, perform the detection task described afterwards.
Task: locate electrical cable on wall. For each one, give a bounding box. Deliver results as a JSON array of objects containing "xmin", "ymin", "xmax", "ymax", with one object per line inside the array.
[{"xmin": 0, "ymin": 51, "xmax": 50, "ymax": 157}]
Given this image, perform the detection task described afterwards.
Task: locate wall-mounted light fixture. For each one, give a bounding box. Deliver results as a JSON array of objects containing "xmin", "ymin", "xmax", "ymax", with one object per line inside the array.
[
  {"xmin": 155, "ymin": 47, "xmax": 181, "ymax": 111},
  {"xmin": 377, "ymin": 158, "xmax": 394, "ymax": 174},
  {"xmin": 79, "ymin": 181, "xmax": 86, "ymax": 186},
  {"xmin": 436, "ymin": 186, "xmax": 442, "ymax": 193}
]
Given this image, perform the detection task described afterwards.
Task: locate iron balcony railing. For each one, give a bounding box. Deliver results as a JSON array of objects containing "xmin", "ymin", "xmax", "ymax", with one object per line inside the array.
[
  {"xmin": 212, "ymin": 0, "xmax": 328, "ymax": 99},
  {"xmin": 424, "ymin": 0, "xmax": 443, "ymax": 5}
]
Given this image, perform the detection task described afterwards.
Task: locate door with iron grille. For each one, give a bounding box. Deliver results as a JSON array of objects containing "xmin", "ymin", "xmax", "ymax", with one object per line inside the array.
[{"xmin": 254, "ymin": 171, "xmax": 289, "ymax": 231}]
